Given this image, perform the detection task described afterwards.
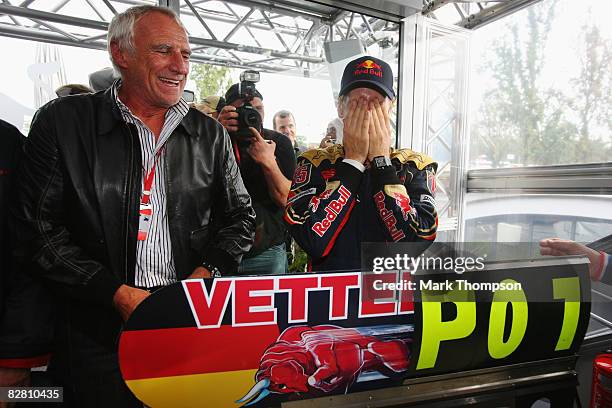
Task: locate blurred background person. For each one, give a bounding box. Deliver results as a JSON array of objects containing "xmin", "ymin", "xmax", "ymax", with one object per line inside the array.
[
  {"xmin": 55, "ymin": 83, "xmax": 93, "ymax": 97},
  {"xmin": 88, "ymin": 67, "xmax": 117, "ymax": 92},
  {"xmin": 273, "ymin": 109, "xmax": 305, "ymax": 157},
  {"xmin": 193, "ymin": 95, "xmax": 225, "ymax": 119},
  {"xmin": 319, "ymin": 117, "xmax": 343, "ymax": 148}
]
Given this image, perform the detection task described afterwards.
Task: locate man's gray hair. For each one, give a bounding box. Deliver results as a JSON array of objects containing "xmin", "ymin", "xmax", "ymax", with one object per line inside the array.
[
  {"xmin": 273, "ymin": 109, "xmax": 295, "ymax": 129},
  {"xmin": 107, "ymin": 5, "xmax": 186, "ymax": 74}
]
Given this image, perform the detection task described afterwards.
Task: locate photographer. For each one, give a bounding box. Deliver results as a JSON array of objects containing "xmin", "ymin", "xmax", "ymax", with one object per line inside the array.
[{"xmin": 218, "ymin": 73, "xmax": 296, "ymax": 275}]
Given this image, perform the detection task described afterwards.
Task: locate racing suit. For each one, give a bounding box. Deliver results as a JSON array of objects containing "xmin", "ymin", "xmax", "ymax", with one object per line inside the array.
[{"xmin": 284, "ymin": 144, "xmax": 437, "ymax": 272}]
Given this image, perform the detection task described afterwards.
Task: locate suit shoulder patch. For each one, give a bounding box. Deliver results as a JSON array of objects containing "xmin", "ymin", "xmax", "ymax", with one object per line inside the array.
[
  {"xmin": 299, "ymin": 144, "xmax": 345, "ymax": 166},
  {"xmin": 391, "ymin": 149, "xmax": 437, "ymax": 171}
]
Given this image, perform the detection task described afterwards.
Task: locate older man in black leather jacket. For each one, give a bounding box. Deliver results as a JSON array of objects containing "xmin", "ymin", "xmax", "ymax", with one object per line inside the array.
[{"xmin": 10, "ymin": 5, "xmax": 255, "ymax": 407}]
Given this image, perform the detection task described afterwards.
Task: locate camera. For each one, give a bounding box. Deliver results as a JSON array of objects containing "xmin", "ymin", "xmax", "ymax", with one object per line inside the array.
[{"xmin": 232, "ymin": 70, "xmax": 263, "ymax": 138}]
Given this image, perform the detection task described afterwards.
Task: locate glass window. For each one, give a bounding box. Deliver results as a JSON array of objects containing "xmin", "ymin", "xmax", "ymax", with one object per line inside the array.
[
  {"xmin": 465, "ymin": 194, "xmax": 612, "ymax": 244},
  {"xmin": 468, "ymin": 0, "xmax": 612, "ymax": 169}
]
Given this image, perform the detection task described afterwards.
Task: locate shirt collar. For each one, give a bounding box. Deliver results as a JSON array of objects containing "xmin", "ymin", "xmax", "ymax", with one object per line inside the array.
[{"xmin": 111, "ymin": 79, "xmax": 189, "ymax": 122}]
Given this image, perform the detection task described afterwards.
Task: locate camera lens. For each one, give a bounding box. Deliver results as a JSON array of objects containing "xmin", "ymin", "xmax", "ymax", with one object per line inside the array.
[{"xmin": 245, "ymin": 111, "xmax": 259, "ymax": 127}]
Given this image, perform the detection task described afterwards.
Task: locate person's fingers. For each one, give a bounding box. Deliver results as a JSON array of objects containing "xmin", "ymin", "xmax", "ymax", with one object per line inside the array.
[
  {"xmin": 369, "ymin": 101, "xmax": 379, "ymax": 133},
  {"xmin": 375, "ymin": 100, "xmax": 387, "ymax": 137},
  {"xmin": 540, "ymin": 247, "xmax": 568, "ymax": 257},
  {"xmin": 353, "ymin": 98, "xmax": 367, "ymax": 137},
  {"xmin": 546, "ymin": 240, "xmax": 581, "ymax": 253},
  {"xmin": 219, "ymin": 109, "xmax": 237, "ymax": 122},
  {"xmin": 362, "ymin": 109, "xmax": 371, "ymax": 136},
  {"xmin": 219, "ymin": 109, "xmax": 238, "ymax": 132},
  {"xmin": 540, "ymin": 237, "xmax": 564, "ymax": 244},
  {"xmin": 381, "ymin": 99, "xmax": 391, "ymax": 132},
  {"xmin": 320, "ymin": 135, "xmax": 333, "ymax": 148},
  {"xmin": 344, "ymin": 99, "xmax": 357, "ymax": 131},
  {"xmin": 370, "ymin": 100, "xmax": 383, "ymax": 140},
  {"xmin": 249, "ymin": 127, "xmax": 265, "ymax": 141},
  {"xmin": 347, "ymin": 99, "xmax": 360, "ymax": 134},
  {"xmin": 540, "ymin": 238, "xmax": 590, "ymax": 256}
]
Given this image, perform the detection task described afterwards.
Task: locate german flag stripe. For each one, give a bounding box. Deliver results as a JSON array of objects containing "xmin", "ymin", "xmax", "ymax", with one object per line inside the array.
[
  {"xmin": 119, "ymin": 325, "xmax": 279, "ymax": 380},
  {"xmin": 125, "ymin": 369, "xmax": 257, "ymax": 408}
]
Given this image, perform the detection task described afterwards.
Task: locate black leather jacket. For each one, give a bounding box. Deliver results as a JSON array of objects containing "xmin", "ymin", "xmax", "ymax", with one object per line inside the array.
[{"xmin": 10, "ymin": 89, "xmax": 255, "ymax": 306}]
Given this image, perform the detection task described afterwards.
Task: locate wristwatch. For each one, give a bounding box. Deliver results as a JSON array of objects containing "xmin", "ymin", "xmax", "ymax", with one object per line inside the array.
[
  {"xmin": 372, "ymin": 156, "xmax": 392, "ymax": 169},
  {"xmin": 201, "ymin": 261, "xmax": 222, "ymax": 278}
]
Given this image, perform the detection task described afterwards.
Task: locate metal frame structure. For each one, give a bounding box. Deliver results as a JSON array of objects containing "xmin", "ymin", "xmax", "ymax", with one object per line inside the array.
[
  {"xmin": 0, "ymin": 0, "xmax": 403, "ymax": 77},
  {"xmin": 399, "ymin": 14, "xmax": 471, "ymax": 241},
  {"xmin": 423, "ymin": 0, "xmax": 543, "ymax": 29},
  {"xmin": 467, "ymin": 163, "xmax": 612, "ymax": 194},
  {"xmin": 0, "ymin": 0, "xmax": 543, "ymax": 77}
]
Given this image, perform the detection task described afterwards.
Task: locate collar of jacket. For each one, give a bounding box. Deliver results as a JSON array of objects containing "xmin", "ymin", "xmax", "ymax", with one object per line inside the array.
[{"xmin": 95, "ymin": 86, "xmax": 197, "ymax": 137}]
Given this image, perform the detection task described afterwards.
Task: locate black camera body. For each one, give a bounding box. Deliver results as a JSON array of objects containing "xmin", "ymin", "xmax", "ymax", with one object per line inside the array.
[
  {"xmin": 235, "ymin": 104, "xmax": 262, "ymax": 137},
  {"xmin": 232, "ymin": 70, "xmax": 263, "ymax": 139}
]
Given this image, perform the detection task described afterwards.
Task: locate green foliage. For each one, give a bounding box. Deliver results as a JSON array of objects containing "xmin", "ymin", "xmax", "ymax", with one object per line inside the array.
[
  {"xmin": 296, "ymin": 134, "xmax": 307, "ymax": 146},
  {"xmin": 190, "ymin": 63, "xmax": 232, "ymax": 102},
  {"xmin": 471, "ymin": 0, "xmax": 612, "ymax": 167},
  {"xmin": 288, "ymin": 243, "xmax": 308, "ymax": 273}
]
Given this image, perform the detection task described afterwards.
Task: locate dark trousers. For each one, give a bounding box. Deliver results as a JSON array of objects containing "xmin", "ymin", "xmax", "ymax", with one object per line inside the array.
[{"xmin": 48, "ymin": 298, "xmax": 143, "ymax": 408}]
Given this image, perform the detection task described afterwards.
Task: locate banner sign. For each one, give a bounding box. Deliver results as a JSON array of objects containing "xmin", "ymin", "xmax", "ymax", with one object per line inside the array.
[{"xmin": 118, "ymin": 258, "xmax": 590, "ymax": 407}]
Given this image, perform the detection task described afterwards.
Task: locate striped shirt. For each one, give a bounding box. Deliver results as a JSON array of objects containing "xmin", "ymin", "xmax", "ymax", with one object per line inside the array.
[{"xmin": 112, "ymin": 81, "xmax": 189, "ymax": 288}]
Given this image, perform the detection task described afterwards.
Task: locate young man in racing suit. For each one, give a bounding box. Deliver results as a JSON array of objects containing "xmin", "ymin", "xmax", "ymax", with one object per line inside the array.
[{"xmin": 284, "ymin": 56, "xmax": 437, "ymax": 272}]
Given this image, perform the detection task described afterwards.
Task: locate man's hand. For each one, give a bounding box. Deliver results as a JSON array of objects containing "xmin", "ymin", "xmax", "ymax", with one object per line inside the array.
[
  {"xmin": 540, "ymin": 238, "xmax": 602, "ymax": 280},
  {"xmin": 342, "ymin": 98, "xmax": 370, "ymax": 163},
  {"xmin": 367, "ymin": 99, "xmax": 391, "ymax": 161},
  {"xmin": 217, "ymin": 105, "xmax": 239, "ymax": 133},
  {"xmin": 246, "ymin": 127, "xmax": 291, "ymax": 207},
  {"xmin": 0, "ymin": 367, "xmax": 30, "ymax": 387},
  {"xmin": 188, "ymin": 266, "xmax": 213, "ymax": 279},
  {"xmin": 112, "ymin": 285, "xmax": 150, "ymax": 322},
  {"xmin": 247, "ymin": 128, "xmax": 276, "ymax": 169},
  {"xmin": 319, "ymin": 134, "xmax": 336, "ymax": 148},
  {"xmin": 0, "ymin": 368, "xmax": 30, "ymax": 408}
]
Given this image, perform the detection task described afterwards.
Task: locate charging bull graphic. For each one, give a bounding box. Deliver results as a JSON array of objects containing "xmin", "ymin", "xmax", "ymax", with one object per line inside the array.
[
  {"xmin": 355, "ymin": 59, "xmax": 382, "ymax": 71},
  {"xmin": 237, "ymin": 325, "xmax": 410, "ymax": 406}
]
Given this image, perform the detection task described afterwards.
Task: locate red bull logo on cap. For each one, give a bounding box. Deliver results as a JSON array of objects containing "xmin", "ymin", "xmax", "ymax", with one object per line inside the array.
[{"xmin": 354, "ymin": 59, "xmax": 383, "ymax": 78}]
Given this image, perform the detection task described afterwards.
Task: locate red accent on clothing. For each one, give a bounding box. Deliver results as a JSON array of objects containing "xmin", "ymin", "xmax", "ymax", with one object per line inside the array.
[
  {"xmin": 0, "ymin": 354, "xmax": 51, "ymax": 368},
  {"xmin": 321, "ymin": 200, "xmax": 356, "ymax": 257}
]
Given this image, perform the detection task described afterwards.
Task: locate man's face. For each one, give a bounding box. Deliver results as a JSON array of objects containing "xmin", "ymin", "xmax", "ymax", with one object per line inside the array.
[
  {"xmin": 275, "ymin": 116, "xmax": 296, "ymax": 143},
  {"xmin": 114, "ymin": 12, "xmax": 190, "ymax": 109},
  {"xmin": 230, "ymin": 97, "xmax": 265, "ymax": 121},
  {"xmin": 337, "ymin": 87, "xmax": 392, "ymax": 118}
]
